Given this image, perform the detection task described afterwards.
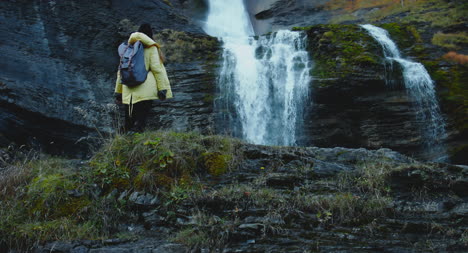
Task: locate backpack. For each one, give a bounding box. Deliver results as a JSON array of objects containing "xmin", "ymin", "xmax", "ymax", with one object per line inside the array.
[{"xmin": 118, "ymin": 41, "xmax": 148, "ymax": 87}]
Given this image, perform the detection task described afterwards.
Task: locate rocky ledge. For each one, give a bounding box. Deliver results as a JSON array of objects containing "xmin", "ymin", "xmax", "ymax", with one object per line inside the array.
[{"xmin": 1, "ymin": 132, "xmax": 466, "ymax": 252}]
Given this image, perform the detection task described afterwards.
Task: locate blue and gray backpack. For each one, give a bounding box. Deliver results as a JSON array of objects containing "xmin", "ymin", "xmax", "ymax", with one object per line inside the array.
[{"xmin": 118, "ymin": 41, "xmax": 148, "ymax": 87}]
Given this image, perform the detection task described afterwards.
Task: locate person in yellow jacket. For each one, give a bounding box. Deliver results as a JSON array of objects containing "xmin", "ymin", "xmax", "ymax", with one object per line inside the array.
[{"xmin": 115, "ymin": 23, "xmax": 172, "ymax": 133}]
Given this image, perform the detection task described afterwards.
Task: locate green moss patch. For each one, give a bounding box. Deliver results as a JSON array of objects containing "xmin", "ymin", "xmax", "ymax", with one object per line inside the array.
[
  {"xmin": 153, "ymin": 29, "xmax": 221, "ymax": 63},
  {"xmin": 432, "ymin": 32, "xmax": 468, "ymax": 50},
  {"xmin": 26, "ymin": 173, "xmax": 90, "ymax": 218},
  {"xmin": 325, "ymin": 0, "xmax": 467, "ymax": 30},
  {"xmin": 202, "ymin": 152, "xmax": 231, "ymax": 176},
  {"xmin": 293, "ymin": 24, "xmax": 381, "ymax": 80},
  {"xmin": 0, "ymin": 158, "xmax": 103, "ymax": 249},
  {"xmin": 90, "ymin": 131, "xmax": 240, "ymax": 192}
]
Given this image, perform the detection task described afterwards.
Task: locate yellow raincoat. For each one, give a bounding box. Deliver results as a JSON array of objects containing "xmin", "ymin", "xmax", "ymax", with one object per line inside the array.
[{"xmin": 115, "ymin": 32, "xmax": 173, "ymax": 105}]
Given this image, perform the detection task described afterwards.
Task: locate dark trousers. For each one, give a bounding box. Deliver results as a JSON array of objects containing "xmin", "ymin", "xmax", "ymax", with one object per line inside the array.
[{"xmin": 123, "ymin": 100, "xmax": 152, "ymax": 133}]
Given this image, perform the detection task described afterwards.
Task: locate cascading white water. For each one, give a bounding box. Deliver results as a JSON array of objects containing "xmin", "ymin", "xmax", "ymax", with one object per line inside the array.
[
  {"xmin": 204, "ymin": 0, "xmax": 254, "ymax": 37},
  {"xmin": 361, "ymin": 24, "xmax": 448, "ymax": 161},
  {"xmin": 204, "ymin": 0, "xmax": 311, "ymax": 146}
]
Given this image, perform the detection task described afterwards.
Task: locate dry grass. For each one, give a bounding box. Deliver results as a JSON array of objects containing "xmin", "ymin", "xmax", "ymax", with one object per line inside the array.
[
  {"xmin": 0, "ymin": 166, "xmax": 32, "ymax": 200},
  {"xmin": 160, "ymin": 0, "xmax": 172, "ymax": 6},
  {"xmin": 325, "ymin": 0, "xmax": 466, "ymax": 30},
  {"xmin": 432, "ymin": 32, "xmax": 468, "ymax": 50},
  {"xmin": 172, "ymin": 210, "xmax": 235, "ymax": 248},
  {"xmin": 325, "ymin": 0, "xmax": 400, "ymax": 11},
  {"xmin": 292, "ymin": 192, "xmax": 391, "ymax": 224}
]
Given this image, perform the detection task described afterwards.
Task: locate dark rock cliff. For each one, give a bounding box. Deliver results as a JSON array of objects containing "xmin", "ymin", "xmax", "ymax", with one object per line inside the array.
[
  {"xmin": 0, "ymin": 0, "xmax": 217, "ymax": 156},
  {"xmin": 296, "ymin": 25, "xmax": 452, "ymax": 163},
  {"xmin": 246, "ymin": 0, "xmax": 333, "ymax": 35},
  {"xmin": 245, "ymin": 0, "xmax": 467, "ymax": 163},
  {"xmin": 0, "ymin": 0, "xmax": 465, "ymax": 164}
]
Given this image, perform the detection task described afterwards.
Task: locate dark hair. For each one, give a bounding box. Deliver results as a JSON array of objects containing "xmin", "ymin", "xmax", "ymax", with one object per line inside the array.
[{"xmin": 138, "ymin": 23, "xmax": 153, "ymax": 38}]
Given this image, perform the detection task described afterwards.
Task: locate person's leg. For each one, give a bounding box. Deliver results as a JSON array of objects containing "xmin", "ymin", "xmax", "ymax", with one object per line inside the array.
[
  {"xmin": 124, "ymin": 104, "xmax": 134, "ymax": 133},
  {"xmin": 133, "ymin": 100, "xmax": 153, "ymax": 132}
]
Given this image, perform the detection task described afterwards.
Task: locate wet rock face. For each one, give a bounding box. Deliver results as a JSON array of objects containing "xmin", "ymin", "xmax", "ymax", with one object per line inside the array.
[
  {"xmin": 147, "ymin": 62, "xmax": 218, "ymax": 133},
  {"xmin": 124, "ymin": 29, "xmax": 221, "ymax": 133},
  {"xmin": 0, "ymin": 0, "xmax": 216, "ymax": 156},
  {"xmin": 295, "ymin": 25, "xmax": 437, "ymax": 161},
  {"xmin": 1, "ymin": 0, "xmax": 464, "ymax": 164},
  {"xmin": 246, "ymin": 0, "xmax": 333, "ymax": 35},
  {"xmin": 244, "ymin": 2, "xmax": 467, "ymax": 163}
]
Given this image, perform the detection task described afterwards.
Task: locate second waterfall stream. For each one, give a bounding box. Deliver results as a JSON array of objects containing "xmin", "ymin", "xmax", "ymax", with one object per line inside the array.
[
  {"xmin": 361, "ymin": 24, "xmax": 448, "ymax": 161},
  {"xmin": 203, "ymin": 0, "xmax": 312, "ymax": 146}
]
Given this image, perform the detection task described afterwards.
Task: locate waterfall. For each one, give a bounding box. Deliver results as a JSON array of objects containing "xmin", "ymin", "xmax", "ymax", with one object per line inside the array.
[
  {"xmin": 361, "ymin": 24, "xmax": 448, "ymax": 161},
  {"xmin": 204, "ymin": 0, "xmax": 312, "ymax": 146},
  {"xmin": 203, "ymin": 0, "xmax": 254, "ymax": 37}
]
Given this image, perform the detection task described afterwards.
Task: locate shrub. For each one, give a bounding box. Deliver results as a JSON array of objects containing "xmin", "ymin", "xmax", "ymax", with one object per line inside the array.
[
  {"xmin": 89, "ymin": 131, "xmax": 241, "ymax": 193},
  {"xmin": 443, "ymin": 51, "xmax": 468, "ymax": 65}
]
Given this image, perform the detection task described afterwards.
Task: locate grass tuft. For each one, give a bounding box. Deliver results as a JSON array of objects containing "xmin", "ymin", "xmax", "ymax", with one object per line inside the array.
[
  {"xmin": 432, "ymin": 32, "xmax": 468, "ymax": 49},
  {"xmin": 0, "ymin": 131, "xmax": 242, "ymax": 250}
]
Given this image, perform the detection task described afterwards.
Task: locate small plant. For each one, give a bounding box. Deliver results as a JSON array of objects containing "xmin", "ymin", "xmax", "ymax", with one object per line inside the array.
[
  {"xmin": 316, "ymin": 211, "xmax": 333, "ymax": 223},
  {"xmin": 172, "ymin": 210, "xmax": 236, "ymax": 249},
  {"xmin": 339, "ymin": 161, "xmax": 404, "ymax": 195},
  {"xmin": 163, "ymin": 183, "xmax": 197, "ymax": 207},
  {"xmin": 173, "ymin": 227, "xmax": 210, "ymax": 248}
]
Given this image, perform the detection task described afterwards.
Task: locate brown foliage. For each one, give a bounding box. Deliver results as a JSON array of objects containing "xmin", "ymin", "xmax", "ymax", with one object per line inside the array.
[
  {"xmin": 0, "ymin": 166, "xmax": 32, "ymax": 199},
  {"xmin": 443, "ymin": 51, "xmax": 468, "ymax": 65}
]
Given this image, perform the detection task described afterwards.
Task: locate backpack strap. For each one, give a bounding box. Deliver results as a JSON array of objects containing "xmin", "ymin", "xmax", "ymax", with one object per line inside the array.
[
  {"xmin": 127, "ymin": 41, "xmax": 141, "ymax": 72},
  {"xmin": 118, "ymin": 43, "xmax": 130, "ymax": 70}
]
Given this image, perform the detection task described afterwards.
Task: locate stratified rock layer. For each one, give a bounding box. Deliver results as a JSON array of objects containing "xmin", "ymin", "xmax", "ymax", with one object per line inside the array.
[{"xmin": 299, "ymin": 25, "xmax": 425, "ymax": 157}]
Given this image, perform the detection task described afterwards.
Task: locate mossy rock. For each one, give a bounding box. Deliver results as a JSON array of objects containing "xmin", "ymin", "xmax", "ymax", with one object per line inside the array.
[
  {"xmin": 424, "ymin": 59, "xmax": 468, "ymax": 150},
  {"xmin": 26, "ymin": 174, "xmax": 90, "ymax": 218},
  {"xmin": 89, "ymin": 131, "xmax": 240, "ymax": 192},
  {"xmin": 202, "ymin": 152, "xmax": 231, "ymax": 176},
  {"xmin": 153, "ymin": 29, "xmax": 221, "ymax": 63},
  {"xmin": 294, "ymin": 24, "xmax": 382, "ymax": 81},
  {"xmin": 379, "ymin": 23, "xmax": 425, "ymax": 57}
]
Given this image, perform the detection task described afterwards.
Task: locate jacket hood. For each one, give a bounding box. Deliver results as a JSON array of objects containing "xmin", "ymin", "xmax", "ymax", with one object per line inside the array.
[
  {"xmin": 128, "ymin": 32, "xmax": 165, "ymax": 64},
  {"xmin": 128, "ymin": 32, "xmax": 158, "ymax": 47}
]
